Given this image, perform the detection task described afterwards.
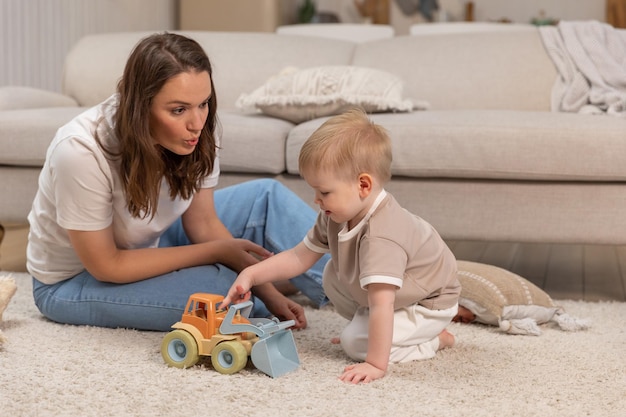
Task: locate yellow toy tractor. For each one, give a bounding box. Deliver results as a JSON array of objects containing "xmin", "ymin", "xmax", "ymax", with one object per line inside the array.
[{"xmin": 161, "ymin": 293, "xmax": 300, "ymax": 378}]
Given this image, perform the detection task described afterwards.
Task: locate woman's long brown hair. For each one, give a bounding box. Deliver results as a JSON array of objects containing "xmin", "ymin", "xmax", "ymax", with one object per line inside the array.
[{"xmin": 102, "ymin": 32, "xmax": 218, "ymax": 219}]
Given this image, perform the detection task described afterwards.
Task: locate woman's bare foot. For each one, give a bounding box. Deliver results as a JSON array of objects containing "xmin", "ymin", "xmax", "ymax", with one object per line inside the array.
[{"xmin": 438, "ymin": 329, "xmax": 455, "ymax": 350}]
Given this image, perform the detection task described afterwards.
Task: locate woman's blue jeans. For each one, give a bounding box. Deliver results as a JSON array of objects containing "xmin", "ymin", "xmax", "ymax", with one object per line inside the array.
[{"xmin": 32, "ymin": 179, "xmax": 329, "ymax": 331}]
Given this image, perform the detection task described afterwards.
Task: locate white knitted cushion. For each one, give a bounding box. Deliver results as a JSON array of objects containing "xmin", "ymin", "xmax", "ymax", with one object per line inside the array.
[{"xmin": 235, "ymin": 66, "xmax": 424, "ymax": 123}]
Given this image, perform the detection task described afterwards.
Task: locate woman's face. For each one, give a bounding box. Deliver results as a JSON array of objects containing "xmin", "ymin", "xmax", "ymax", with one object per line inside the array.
[{"xmin": 149, "ymin": 70, "xmax": 212, "ymax": 155}]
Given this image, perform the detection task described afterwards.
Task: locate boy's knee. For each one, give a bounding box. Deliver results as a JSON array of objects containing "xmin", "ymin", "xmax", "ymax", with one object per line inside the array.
[{"xmin": 340, "ymin": 327, "xmax": 367, "ymax": 361}]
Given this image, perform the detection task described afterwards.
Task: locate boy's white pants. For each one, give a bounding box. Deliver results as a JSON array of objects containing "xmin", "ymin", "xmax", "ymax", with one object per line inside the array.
[
  {"xmin": 338, "ymin": 302, "xmax": 458, "ymax": 364},
  {"xmin": 324, "ymin": 276, "xmax": 458, "ymax": 364}
]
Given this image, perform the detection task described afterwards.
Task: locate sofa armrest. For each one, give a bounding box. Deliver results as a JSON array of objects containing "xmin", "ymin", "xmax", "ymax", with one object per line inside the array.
[{"xmin": 0, "ymin": 86, "xmax": 78, "ymax": 110}]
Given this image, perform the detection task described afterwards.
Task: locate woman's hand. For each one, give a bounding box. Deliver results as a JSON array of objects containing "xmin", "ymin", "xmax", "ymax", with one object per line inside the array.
[
  {"xmin": 214, "ymin": 238, "xmax": 272, "ymax": 273},
  {"xmin": 183, "ymin": 188, "xmax": 272, "ymax": 273},
  {"xmin": 262, "ymin": 293, "xmax": 307, "ymax": 330}
]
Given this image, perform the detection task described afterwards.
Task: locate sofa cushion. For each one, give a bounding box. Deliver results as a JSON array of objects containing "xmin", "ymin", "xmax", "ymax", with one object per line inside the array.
[
  {"xmin": 285, "ymin": 110, "xmax": 626, "ymax": 181},
  {"xmin": 0, "ymin": 107, "xmax": 292, "ymax": 175},
  {"xmin": 0, "ymin": 107, "xmax": 86, "ymax": 166},
  {"xmin": 235, "ymin": 65, "xmax": 421, "ymax": 123},
  {"xmin": 0, "ymin": 86, "xmax": 78, "ymax": 111},
  {"xmin": 217, "ymin": 111, "xmax": 293, "ymax": 174},
  {"xmin": 351, "ymin": 31, "xmax": 557, "ymax": 111}
]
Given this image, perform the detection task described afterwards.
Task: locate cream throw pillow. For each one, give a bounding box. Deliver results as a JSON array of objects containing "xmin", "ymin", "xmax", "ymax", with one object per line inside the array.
[
  {"xmin": 457, "ymin": 260, "xmax": 591, "ymax": 335},
  {"xmin": 235, "ymin": 66, "xmax": 426, "ymax": 123}
]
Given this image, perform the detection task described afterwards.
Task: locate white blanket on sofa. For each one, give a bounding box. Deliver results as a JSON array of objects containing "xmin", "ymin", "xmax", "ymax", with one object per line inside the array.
[{"xmin": 539, "ymin": 20, "xmax": 626, "ymax": 116}]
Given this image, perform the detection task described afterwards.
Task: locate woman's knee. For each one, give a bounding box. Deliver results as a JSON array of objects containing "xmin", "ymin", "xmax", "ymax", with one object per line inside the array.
[
  {"xmin": 234, "ymin": 179, "xmax": 290, "ymax": 204},
  {"xmin": 247, "ymin": 178, "xmax": 282, "ymax": 191}
]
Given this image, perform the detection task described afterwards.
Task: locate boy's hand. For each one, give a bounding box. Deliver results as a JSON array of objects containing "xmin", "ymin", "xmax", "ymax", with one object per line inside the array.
[
  {"xmin": 219, "ymin": 283, "xmax": 251, "ymax": 309},
  {"xmin": 339, "ymin": 362, "xmax": 386, "ymax": 384}
]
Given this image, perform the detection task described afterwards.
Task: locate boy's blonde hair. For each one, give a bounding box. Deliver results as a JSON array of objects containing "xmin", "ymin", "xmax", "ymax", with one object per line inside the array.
[{"xmin": 298, "ymin": 108, "xmax": 392, "ymax": 183}]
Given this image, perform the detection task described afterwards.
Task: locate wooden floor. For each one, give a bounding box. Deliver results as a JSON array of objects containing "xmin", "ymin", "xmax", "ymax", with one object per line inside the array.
[
  {"xmin": 1, "ymin": 223, "xmax": 624, "ymax": 302},
  {"xmin": 447, "ymin": 240, "xmax": 626, "ymax": 302}
]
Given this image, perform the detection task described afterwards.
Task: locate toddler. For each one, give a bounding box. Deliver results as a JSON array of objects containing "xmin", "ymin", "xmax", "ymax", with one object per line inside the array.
[{"xmin": 222, "ymin": 108, "xmax": 460, "ymax": 383}]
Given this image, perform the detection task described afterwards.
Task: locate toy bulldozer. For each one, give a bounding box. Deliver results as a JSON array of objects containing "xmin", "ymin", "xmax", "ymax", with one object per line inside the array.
[{"xmin": 161, "ymin": 293, "xmax": 300, "ymax": 378}]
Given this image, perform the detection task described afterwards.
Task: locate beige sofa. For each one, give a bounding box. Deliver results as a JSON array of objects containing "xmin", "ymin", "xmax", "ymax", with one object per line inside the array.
[{"xmin": 1, "ymin": 29, "xmax": 625, "ymax": 245}]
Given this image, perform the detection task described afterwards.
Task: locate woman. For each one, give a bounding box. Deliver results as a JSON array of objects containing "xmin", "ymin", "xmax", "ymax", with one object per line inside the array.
[{"xmin": 27, "ymin": 32, "xmax": 328, "ymax": 331}]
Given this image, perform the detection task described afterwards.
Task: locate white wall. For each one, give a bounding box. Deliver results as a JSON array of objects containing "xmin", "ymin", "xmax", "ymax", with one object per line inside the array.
[
  {"xmin": 0, "ymin": 0, "xmax": 176, "ymax": 92},
  {"xmin": 314, "ymin": 0, "xmax": 607, "ymax": 34},
  {"xmin": 0, "ymin": 0, "xmax": 609, "ymax": 92},
  {"xmin": 179, "ymin": 0, "xmax": 298, "ymax": 32},
  {"xmin": 448, "ymin": 0, "xmax": 605, "ymax": 23}
]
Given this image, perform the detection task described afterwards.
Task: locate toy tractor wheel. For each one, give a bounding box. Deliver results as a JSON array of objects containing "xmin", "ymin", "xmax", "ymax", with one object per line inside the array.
[
  {"xmin": 211, "ymin": 341, "xmax": 248, "ymax": 374},
  {"xmin": 161, "ymin": 329, "xmax": 200, "ymax": 369}
]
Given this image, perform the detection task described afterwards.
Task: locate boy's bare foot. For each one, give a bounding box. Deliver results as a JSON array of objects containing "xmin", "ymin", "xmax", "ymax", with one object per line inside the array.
[
  {"xmin": 452, "ymin": 305, "xmax": 476, "ymax": 323},
  {"xmin": 273, "ymin": 280, "xmax": 299, "ymax": 296},
  {"xmin": 438, "ymin": 329, "xmax": 455, "ymax": 350}
]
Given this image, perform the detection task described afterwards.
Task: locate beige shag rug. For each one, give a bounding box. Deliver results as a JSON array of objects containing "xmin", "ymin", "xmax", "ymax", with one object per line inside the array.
[{"xmin": 1, "ymin": 272, "xmax": 625, "ymax": 417}]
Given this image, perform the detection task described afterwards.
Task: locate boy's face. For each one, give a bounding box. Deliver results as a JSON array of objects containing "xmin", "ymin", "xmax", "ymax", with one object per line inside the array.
[{"xmin": 303, "ymin": 169, "xmax": 371, "ymax": 229}]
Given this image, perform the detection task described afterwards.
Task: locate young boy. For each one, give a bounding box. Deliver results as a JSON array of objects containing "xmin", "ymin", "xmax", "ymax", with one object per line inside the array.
[{"xmin": 221, "ymin": 108, "xmax": 460, "ymax": 384}]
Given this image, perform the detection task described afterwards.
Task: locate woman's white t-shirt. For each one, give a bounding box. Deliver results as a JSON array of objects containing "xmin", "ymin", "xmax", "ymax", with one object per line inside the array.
[{"xmin": 27, "ymin": 94, "xmax": 220, "ymax": 284}]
